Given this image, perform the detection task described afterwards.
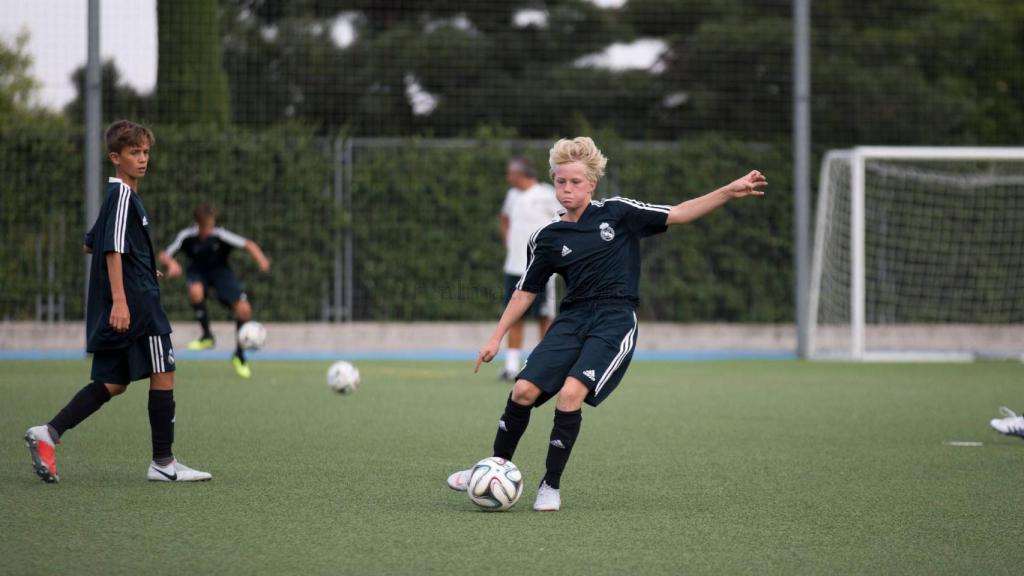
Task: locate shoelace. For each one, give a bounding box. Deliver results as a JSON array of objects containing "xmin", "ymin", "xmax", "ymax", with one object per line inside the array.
[{"xmin": 998, "ymin": 406, "xmax": 1019, "ymax": 419}]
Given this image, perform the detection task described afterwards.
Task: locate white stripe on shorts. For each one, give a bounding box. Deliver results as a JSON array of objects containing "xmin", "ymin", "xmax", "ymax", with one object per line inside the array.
[
  {"xmin": 594, "ymin": 311, "xmax": 638, "ymax": 396},
  {"xmin": 149, "ymin": 336, "xmax": 158, "ymax": 373},
  {"xmin": 156, "ymin": 336, "xmax": 165, "ymax": 373}
]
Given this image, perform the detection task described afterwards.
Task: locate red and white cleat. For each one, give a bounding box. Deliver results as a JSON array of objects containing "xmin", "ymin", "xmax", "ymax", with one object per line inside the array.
[
  {"xmin": 25, "ymin": 425, "xmax": 59, "ymax": 483},
  {"xmin": 446, "ymin": 469, "xmax": 472, "ymax": 492}
]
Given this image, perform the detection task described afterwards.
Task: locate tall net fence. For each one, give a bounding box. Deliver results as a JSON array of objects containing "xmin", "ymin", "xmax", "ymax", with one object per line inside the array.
[{"xmin": 2, "ymin": 0, "xmax": 1022, "ymax": 324}]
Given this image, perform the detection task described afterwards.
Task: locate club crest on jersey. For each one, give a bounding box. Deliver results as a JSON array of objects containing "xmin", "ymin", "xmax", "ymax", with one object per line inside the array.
[{"xmin": 599, "ymin": 222, "xmax": 615, "ymax": 241}]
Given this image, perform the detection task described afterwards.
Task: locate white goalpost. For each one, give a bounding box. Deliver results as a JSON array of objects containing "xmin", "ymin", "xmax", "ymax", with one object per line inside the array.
[{"xmin": 807, "ymin": 147, "xmax": 1024, "ymax": 361}]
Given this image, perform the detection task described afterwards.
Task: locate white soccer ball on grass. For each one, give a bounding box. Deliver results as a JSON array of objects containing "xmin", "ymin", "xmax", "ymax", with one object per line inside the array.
[
  {"xmin": 467, "ymin": 457, "xmax": 524, "ymax": 511},
  {"xmin": 327, "ymin": 361, "xmax": 360, "ymax": 394}
]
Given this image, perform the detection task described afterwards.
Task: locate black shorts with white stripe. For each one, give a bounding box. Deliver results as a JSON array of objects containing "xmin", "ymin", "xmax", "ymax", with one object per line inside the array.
[
  {"xmin": 91, "ymin": 334, "xmax": 176, "ymax": 385},
  {"xmin": 516, "ymin": 303, "xmax": 638, "ymax": 407}
]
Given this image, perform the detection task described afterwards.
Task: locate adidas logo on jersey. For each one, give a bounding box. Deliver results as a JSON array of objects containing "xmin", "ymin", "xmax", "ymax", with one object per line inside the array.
[
  {"xmin": 142, "ymin": 216, "xmax": 149, "ymax": 226},
  {"xmin": 550, "ymin": 439, "xmax": 566, "ymax": 449},
  {"xmin": 583, "ymin": 369, "xmax": 596, "ymax": 381},
  {"xmin": 561, "ymin": 245, "xmax": 572, "ymax": 257}
]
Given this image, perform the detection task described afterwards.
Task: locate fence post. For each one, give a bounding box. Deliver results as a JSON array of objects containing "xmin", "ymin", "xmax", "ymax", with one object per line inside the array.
[
  {"xmin": 84, "ymin": 0, "xmax": 102, "ymax": 330},
  {"xmin": 344, "ymin": 139, "xmax": 355, "ymax": 321},
  {"xmin": 332, "ymin": 136, "xmax": 345, "ymax": 322}
]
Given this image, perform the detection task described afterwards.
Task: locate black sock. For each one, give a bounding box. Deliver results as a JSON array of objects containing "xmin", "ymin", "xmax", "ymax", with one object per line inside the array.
[
  {"xmin": 148, "ymin": 390, "xmax": 175, "ymax": 465},
  {"xmin": 193, "ymin": 301, "xmax": 212, "ymax": 339},
  {"xmin": 234, "ymin": 319, "xmax": 246, "ymax": 362},
  {"xmin": 48, "ymin": 381, "xmax": 112, "ymax": 439},
  {"xmin": 492, "ymin": 395, "xmax": 532, "ymax": 460},
  {"xmin": 542, "ymin": 409, "xmax": 583, "ymax": 489}
]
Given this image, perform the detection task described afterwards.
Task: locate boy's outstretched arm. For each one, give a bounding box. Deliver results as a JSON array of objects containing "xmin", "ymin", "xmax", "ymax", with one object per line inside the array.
[
  {"xmin": 158, "ymin": 251, "xmax": 182, "ymax": 277},
  {"xmin": 245, "ymin": 240, "xmax": 271, "ymax": 272},
  {"xmin": 666, "ymin": 170, "xmax": 766, "ymax": 226},
  {"xmin": 474, "ymin": 290, "xmax": 537, "ymax": 373},
  {"xmin": 106, "ymin": 252, "xmax": 130, "ymax": 332}
]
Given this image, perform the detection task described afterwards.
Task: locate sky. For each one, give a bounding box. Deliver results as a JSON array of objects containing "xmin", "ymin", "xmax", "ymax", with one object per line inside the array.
[
  {"xmin": 1, "ymin": 0, "xmax": 656, "ymax": 112},
  {"xmin": 0, "ymin": 0, "xmax": 157, "ymax": 110}
]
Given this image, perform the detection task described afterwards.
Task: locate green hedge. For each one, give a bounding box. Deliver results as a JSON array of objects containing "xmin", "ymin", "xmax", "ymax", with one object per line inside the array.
[
  {"xmin": 0, "ymin": 122, "xmax": 795, "ymax": 322},
  {"xmin": 0, "ymin": 119, "xmax": 336, "ymax": 322},
  {"xmin": 347, "ymin": 137, "xmax": 794, "ymax": 321}
]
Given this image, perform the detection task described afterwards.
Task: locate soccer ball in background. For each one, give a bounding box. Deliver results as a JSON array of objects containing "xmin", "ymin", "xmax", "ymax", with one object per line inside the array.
[
  {"xmin": 327, "ymin": 361, "xmax": 360, "ymax": 394},
  {"xmin": 467, "ymin": 457, "xmax": 523, "ymax": 511},
  {"xmin": 237, "ymin": 321, "xmax": 267, "ymax": 350}
]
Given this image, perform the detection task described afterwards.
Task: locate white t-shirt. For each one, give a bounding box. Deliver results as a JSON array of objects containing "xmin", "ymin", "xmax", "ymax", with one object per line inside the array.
[{"xmin": 502, "ymin": 182, "xmax": 562, "ymax": 275}]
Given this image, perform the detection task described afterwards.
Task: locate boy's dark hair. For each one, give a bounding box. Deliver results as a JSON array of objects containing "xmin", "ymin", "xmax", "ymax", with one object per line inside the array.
[
  {"xmin": 105, "ymin": 120, "xmax": 155, "ymax": 154},
  {"xmin": 194, "ymin": 203, "xmax": 216, "ymax": 224},
  {"xmin": 508, "ymin": 157, "xmax": 537, "ymax": 179}
]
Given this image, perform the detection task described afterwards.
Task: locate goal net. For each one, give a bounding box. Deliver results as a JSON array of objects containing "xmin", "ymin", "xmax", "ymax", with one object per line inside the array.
[{"xmin": 808, "ymin": 147, "xmax": 1024, "ymax": 361}]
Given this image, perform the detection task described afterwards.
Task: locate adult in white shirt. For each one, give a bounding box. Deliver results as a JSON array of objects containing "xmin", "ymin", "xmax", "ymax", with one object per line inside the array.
[{"xmin": 498, "ymin": 158, "xmax": 561, "ymax": 380}]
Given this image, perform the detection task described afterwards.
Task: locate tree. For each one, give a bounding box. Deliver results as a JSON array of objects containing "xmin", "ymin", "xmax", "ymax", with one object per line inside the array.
[
  {"xmin": 65, "ymin": 61, "xmax": 151, "ymax": 125},
  {"xmin": 155, "ymin": 0, "xmax": 230, "ymax": 125},
  {"xmin": 0, "ymin": 30, "xmax": 40, "ymax": 119}
]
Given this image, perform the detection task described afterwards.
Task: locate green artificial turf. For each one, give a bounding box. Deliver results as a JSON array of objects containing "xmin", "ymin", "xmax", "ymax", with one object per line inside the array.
[{"xmin": 2, "ymin": 359, "xmax": 1023, "ymax": 575}]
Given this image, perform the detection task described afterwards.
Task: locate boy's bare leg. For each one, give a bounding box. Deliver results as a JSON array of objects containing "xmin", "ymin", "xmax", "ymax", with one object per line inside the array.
[{"xmin": 503, "ymin": 320, "xmax": 526, "ymax": 378}]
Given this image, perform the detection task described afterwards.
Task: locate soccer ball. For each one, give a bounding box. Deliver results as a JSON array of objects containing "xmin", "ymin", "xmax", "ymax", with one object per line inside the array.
[
  {"xmin": 467, "ymin": 457, "xmax": 524, "ymax": 511},
  {"xmin": 327, "ymin": 361, "xmax": 360, "ymax": 394},
  {"xmin": 237, "ymin": 321, "xmax": 267, "ymax": 350}
]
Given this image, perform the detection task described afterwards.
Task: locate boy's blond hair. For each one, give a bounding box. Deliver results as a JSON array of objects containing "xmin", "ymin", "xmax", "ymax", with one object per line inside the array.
[{"xmin": 549, "ymin": 137, "xmax": 608, "ymax": 182}]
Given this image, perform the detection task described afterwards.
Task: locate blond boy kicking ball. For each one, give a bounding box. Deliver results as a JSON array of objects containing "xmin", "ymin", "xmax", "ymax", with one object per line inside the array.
[{"xmin": 447, "ymin": 137, "xmax": 765, "ymax": 510}]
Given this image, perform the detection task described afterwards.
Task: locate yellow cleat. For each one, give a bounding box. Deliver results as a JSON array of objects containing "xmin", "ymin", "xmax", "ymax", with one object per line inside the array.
[
  {"xmin": 187, "ymin": 337, "xmax": 215, "ymax": 351},
  {"xmin": 232, "ymin": 356, "xmax": 251, "ymax": 379}
]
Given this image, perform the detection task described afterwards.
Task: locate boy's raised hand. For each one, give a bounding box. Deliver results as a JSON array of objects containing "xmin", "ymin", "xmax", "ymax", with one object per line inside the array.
[{"xmin": 726, "ymin": 170, "xmax": 767, "ymax": 198}]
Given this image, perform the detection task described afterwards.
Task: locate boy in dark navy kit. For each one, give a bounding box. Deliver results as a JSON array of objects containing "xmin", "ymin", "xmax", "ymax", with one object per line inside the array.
[
  {"xmin": 447, "ymin": 137, "xmax": 766, "ymax": 510},
  {"xmin": 24, "ymin": 120, "xmax": 211, "ymax": 483},
  {"xmin": 159, "ymin": 203, "xmax": 270, "ymax": 379}
]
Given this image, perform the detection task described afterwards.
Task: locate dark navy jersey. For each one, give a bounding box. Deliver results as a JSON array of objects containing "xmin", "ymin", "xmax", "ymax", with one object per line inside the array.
[
  {"xmin": 516, "ymin": 197, "xmax": 670, "ymax": 308},
  {"xmin": 84, "ymin": 178, "xmax": 172, "ymax": 352},
  {"xmin": 164, "ymin": 225, "xmax": 247, "ymax": 273}
]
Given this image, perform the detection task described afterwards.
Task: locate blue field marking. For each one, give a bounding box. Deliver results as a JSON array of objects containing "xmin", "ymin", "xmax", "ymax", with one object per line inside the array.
[{"xmin": 0, "ymin": 349, "xmax": 794, "ymax": 362}]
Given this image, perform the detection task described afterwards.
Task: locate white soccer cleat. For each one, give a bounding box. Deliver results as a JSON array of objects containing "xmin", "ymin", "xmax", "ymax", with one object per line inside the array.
[
  {"xmin": 446, "ymin": 469, "xmax": 472, "ymax": 492},
  {"xmin": 990, "ymin": 407, "xmax": 1024, "ymax": 438},
  {"xmin": 147, "ymin": 459, "xmax": 212, "ymax": 482},
  {"xmin": 533, "ymin": 481, "xmax": 561, "ymax": 511}
]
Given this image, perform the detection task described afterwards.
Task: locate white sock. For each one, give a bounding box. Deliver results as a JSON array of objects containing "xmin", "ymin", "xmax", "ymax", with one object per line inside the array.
[{"xmin": 505, "ymin": 349, "xmax": 521, "ymax": 372}]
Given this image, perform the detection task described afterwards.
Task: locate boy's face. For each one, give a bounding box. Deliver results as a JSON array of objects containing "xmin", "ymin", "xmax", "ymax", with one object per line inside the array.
[
  {"xmin": 197, "ymin": 217, "xmax": 216, "ymax": 237},
  {"xmin": 553, "ymin": 162, "xmax": 596, "ymax": 211},
  {"xmin": 109, "ymin": 141, "xmax": 150, "ymax": 181}
]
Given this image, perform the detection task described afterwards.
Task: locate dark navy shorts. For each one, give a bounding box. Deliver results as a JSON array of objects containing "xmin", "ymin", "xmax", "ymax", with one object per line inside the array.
[
  {"xmin": 187, "ymin": 266, "xmax": 246, "ymax": 307},
  {"xmin": 91, "ymin": 334, "xmax": 175, "ymax": 385},
  {"xmin": 517, "ymin": 304, "xmax": 638, "ymax": 407},
  {"xmin": 504, "ymin": 274, "xmax": 556, "ymax": 319}
]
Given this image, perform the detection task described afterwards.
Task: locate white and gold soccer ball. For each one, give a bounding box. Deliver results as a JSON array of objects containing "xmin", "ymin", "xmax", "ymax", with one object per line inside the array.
[
  {"xmin": 237, "ymin": 321, "xmax": 267, "ymax": 350},
  {"xmin": 467, "ymin": 457, "xmax": 524, "ymax": 511},
  {"xmin": 327, "ymin": 361, "xmax": 360, "ymax": 394}
]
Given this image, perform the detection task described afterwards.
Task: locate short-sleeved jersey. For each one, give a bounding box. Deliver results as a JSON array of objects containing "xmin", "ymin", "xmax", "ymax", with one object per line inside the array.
[
  {"xmin": 84, "ymin": 178, "xmax": 172, "ymax": 352},
  {"xmin": 164, "ymin": 225, "xmax": 247, "ymax": 273},
  {"xmin": 501, "ymin": 183, "xmax": 562, "ymax": 275},
  {"xmin": 516, "ymin": 197, "xmax": 670, "ymax": 309}
]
